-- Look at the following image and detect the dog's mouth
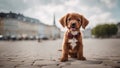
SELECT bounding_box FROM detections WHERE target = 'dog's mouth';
[70,27,77,31]
[68,23,78,31]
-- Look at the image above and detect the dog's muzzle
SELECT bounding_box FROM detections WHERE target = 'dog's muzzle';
[70,23,77,31]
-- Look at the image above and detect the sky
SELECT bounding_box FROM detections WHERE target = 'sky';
[0,0,120,30]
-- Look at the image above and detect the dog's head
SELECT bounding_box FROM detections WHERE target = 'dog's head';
[59,13,89,31]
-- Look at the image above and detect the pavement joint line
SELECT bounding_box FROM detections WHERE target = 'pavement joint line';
[0,65,4,67]
[31,59,48,66]
[14,64,21,68]
[31,60,36,66]
[38,65,48,68]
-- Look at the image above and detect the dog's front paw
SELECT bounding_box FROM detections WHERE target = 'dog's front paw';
[77,56,86,61]
[60,58,68,62]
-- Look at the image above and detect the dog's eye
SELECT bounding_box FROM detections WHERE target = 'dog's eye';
[77,19,81,22]
[67,18,71,21]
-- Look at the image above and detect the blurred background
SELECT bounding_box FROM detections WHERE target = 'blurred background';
[0,0,120,40]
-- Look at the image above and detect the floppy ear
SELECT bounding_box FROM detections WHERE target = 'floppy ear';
[81,15,89,29]
[59,13,69,27]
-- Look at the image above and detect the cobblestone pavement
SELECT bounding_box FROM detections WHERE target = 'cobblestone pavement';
[0,39,120,68]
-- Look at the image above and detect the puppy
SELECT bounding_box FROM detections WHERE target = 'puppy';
[59,13,89,62]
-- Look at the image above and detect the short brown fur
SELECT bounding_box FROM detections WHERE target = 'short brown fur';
[59,13,89,62]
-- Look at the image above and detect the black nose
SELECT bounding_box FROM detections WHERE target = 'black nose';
[71,23,76,28]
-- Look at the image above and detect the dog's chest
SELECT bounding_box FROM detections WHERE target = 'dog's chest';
[68,38,78,48]
[68,31,78,49]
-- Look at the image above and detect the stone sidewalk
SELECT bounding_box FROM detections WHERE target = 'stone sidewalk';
[0,39,120,68]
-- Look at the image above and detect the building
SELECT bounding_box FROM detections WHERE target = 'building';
[0,12,61,40]
[50,14,60,39]
[0,12,41,39]
[38,14,61,39]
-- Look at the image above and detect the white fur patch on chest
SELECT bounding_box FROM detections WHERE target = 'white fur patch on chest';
[68,38,78,49]
[71,31,78,36]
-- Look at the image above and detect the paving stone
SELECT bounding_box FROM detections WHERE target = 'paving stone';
[0,65,14,68]
[84,60,103,64]
[62,64,112,68]
[16,62,33,67]
[59,62,71,67]
[0,39,120,68]
[33,60,59,66]
[102,60,120,67]
[0,58,8,61]
[71,60,102,64]
[95,58,110,60]
[117,61,120,63]
[114,66,120,68]
[8,58,27,62]
[0,61,22,66]
[42,65,59,68]
[109,57,120,61]
[22,60,34,65]
[0,65,4,67]
[16,65,40,68]
[0,61,17,68]
[0,60,24,68]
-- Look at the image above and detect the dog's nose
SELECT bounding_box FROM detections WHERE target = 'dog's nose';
[71,23,76,28]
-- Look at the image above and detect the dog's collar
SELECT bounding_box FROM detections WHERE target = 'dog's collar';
[68,27,78,31]
[67,31,80,39]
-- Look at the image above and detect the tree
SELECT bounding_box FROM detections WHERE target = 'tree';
[92,24,118,38]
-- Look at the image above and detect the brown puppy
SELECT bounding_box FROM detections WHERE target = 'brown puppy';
[59,13,89,62]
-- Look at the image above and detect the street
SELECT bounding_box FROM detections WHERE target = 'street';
[0,39,120,68]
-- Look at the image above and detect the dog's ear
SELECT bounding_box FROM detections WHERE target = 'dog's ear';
[81,15,89,29]
[59,13,69,27]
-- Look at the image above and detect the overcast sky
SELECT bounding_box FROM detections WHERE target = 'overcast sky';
[0,0,120,30]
